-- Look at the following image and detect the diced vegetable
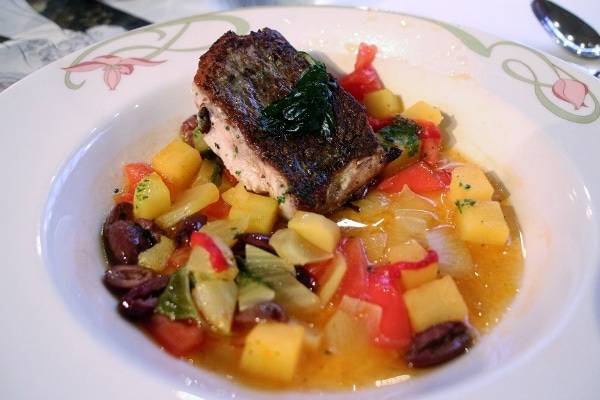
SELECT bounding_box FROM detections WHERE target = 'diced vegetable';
[378,161,450,194]
[324,306,373,355]
[236,272,276,312]
[362,88,404,118]
[338,43,384,101]
[288,210,341,253]
[426,225,474,278]
[245,244,295,274]
[315,251,347,304]
[269,228,333,265]
[387,238,428,263]
[189,231,232,273]
[145,314,204,357]
[192,279,238,334]
[222,183,279,234]
[240,322,305,382]
[403,275,469,332]
[155,266,200,321]
[137,236,176,272]
[401,100,444,125]
[199,217,249,247]
[448,164,495,203]
[154,182,219,229]
[152,139,202,195]
[453,200,510,245]
[377,116,423,178]
[337,295,383,341]
[245,263,321,317]
[133,172,171,220]
[114,162,154,203]
[400,261,438,291]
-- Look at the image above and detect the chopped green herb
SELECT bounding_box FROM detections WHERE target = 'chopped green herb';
[454,198,477,214]
[377,116,421,158]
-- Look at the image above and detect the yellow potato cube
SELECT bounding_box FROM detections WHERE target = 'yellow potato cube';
[223,183,279,234]
[448,164,494,203]
[288,211,341,253]
[152,140,202,194]
[240,322,305,382]
[401,100,443,125]
[133,172,171,220]
[454,200,510,245]
[362,88,404,118]
[401,262,439,291]
[403,275,469,332]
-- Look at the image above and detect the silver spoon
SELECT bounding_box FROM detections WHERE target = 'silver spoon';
[531,0,600,59]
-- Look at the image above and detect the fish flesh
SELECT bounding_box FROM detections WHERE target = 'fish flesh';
[192,28,388,218]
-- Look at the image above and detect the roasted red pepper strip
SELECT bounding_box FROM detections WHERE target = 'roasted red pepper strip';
[189,231,228,273]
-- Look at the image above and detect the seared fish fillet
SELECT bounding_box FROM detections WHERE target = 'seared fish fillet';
[193,28,387,218]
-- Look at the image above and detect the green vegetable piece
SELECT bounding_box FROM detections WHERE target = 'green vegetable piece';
[377,116,422,158]
[260,52,337,138]
[155,266,200,321]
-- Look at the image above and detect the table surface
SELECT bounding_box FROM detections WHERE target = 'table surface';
[1,1,599,399]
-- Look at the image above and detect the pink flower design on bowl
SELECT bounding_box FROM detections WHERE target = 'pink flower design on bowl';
[552,78,589,110]
[63,55,165,90]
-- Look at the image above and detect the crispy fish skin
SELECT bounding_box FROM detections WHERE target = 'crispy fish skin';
[193,28,386,218]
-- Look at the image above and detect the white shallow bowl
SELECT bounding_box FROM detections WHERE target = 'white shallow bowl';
[1,6,599,400]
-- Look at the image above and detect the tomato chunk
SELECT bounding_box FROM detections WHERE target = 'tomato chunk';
[339,43,384,101]
[416,120,442,165]
[366,268,412,349]
[378,160,450,194]
[337,237,370,299]
[146,314,204,357]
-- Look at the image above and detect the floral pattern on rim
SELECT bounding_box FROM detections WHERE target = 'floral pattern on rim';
[64,55,165,90]
[62,14,251,91]
[427,18,599,124]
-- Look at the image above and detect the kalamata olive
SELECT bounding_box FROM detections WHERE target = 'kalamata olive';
[234,302,289,325]
[231,233,274,257]
[136,218,166,245]
[295,266,318,292]
[119,274,170,319]
[104,220,152,265]
[174,214,208,246]
[180,114,198,147]
[104,264,156,290]
[405,321,474,368]
[103,202,134,229]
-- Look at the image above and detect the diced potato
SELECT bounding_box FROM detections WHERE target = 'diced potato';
[403,275,469,332]
[133,172,171,220]
[223,183,279,234]
[240,322,305,382]
[387,238,428,263]
[454,200,510,245]
[152,140,202,195]
[154,183,219,229]
[448,164,495,203]
[288,211,341,253]
[192,279,238,334]
[316,252,347,304]
[137,236,176,272]
[269,228,333,265]
[401,100,443,125]
[401,262,438,291]
[362,88,404,118]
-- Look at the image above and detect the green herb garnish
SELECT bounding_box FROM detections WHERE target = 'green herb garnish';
[260,53,337,138]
